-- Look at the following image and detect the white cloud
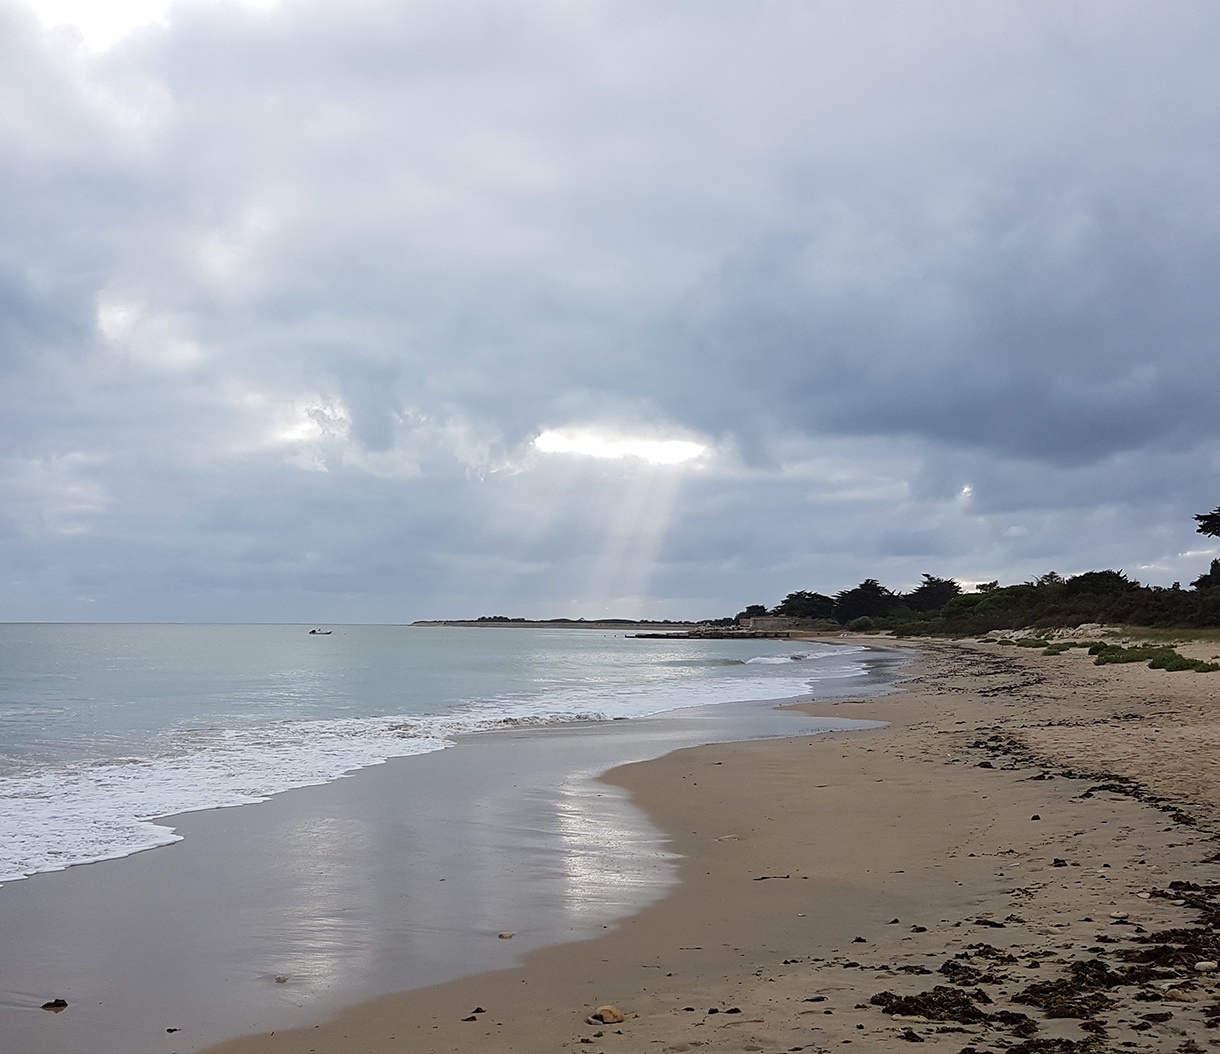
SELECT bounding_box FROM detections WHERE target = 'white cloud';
[533,429,707,467]
[22,0,277,50]
[24,0,172,50]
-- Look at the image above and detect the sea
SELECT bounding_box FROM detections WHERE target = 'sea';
[0,623,896,888]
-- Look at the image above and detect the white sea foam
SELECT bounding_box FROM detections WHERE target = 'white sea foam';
[0,721,451,884]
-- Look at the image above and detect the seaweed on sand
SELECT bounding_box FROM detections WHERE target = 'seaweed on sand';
[1012,960,1122,1019]
[871,985,1039,1039]
[870,986,992,1023]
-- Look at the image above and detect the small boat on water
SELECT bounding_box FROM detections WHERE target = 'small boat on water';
[308,628,332,635]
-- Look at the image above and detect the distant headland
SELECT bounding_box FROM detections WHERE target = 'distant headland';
[410,617,700,629]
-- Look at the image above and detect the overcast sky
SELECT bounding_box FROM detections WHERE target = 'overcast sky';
[3,0,1219,623]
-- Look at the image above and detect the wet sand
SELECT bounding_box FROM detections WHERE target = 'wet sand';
[0,678,888,1054]
[206,635,1220,1054]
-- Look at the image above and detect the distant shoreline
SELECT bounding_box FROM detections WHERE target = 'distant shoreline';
[409,619,702,629]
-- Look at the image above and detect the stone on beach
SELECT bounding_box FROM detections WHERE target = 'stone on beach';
[588,1004,625,1024]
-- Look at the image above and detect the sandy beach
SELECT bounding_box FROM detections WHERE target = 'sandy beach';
[205,634,1220,1054]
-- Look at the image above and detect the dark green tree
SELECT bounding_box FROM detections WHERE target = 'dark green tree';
[1191,559,1220,590]
[734,604,768,623]
[1195,506,1220,537]
[771,590,836,619]
[1062,570,1138,596]
[834,579,897,622]
[905,574,962,612]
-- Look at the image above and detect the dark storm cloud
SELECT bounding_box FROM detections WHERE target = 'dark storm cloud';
[661,192,1220,465]
[2,0,1219,620]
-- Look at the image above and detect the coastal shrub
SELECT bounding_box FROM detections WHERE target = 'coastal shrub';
[846,616,876,631]
[1090,643,1220,673]
[1043,643,1072,656]
[802,618,843,631]
[1091,644,1160,663]
[1016,637,1051,649]
[1063,569,1139,596]
[1148,651,1220,672]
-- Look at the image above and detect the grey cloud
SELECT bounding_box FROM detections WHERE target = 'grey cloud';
[655,181,1220,466]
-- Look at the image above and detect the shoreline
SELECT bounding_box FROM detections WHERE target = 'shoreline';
[0,646,895,1054]
[207,636,1220,1053]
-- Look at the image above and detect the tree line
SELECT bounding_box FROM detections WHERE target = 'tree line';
[723,505,1220,635]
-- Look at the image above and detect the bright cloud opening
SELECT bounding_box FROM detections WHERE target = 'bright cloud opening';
[533,430,707,466]
[24,0,277,50]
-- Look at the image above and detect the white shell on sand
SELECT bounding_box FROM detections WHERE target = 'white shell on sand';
[589,1005,626,1024]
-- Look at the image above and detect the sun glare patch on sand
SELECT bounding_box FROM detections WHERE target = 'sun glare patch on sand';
[533,430,706,466]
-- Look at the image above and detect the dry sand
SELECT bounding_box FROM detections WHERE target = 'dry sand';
[208,635,1220,1054]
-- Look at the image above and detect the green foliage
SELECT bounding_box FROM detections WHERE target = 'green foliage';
[906,574,963,613]
[1196,505,1220,538]
[771,590,836,620]
[904,566,1220,635]
[806,618,843,631]
[1148,651,1215,672]
[1062,570,1138,597]
[1089,643,1219,673]
[1191,558,1220,590]
[834,579,898,622]
[734,604,768,623]
[940,592,988,616]
[734,512,1220,633]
